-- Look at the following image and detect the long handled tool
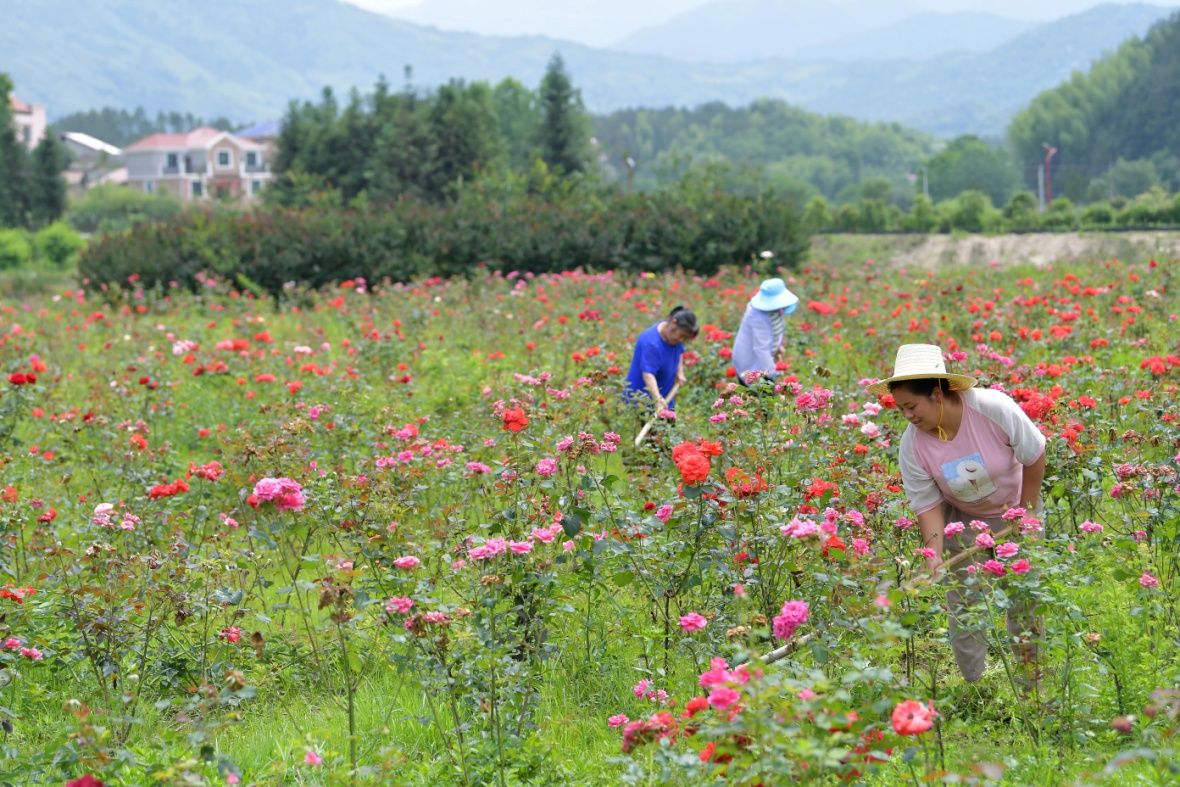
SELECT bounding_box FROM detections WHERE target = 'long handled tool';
[740,523,1017,667]
[633,382,680,448]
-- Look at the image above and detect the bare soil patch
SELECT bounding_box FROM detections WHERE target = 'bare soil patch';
[810,231,1180,270]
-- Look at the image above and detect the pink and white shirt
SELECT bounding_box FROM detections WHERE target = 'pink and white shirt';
[898,388,1045,519]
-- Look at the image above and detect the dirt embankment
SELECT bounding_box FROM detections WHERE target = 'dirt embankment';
[810,231,1180,269]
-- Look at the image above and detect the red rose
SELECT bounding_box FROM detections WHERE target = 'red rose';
[676,453,711,485]
[502,406,529,432]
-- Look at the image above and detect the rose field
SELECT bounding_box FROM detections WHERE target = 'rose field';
[0,250,1178,785]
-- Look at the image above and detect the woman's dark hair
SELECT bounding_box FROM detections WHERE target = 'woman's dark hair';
[668,305,699,337]
[888,377,953,397]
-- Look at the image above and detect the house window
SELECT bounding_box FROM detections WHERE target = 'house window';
[217,150,232,167]
[166,153,179,170]
[192,181,203,198]
[251,179,263,194]
[246,151,258,167]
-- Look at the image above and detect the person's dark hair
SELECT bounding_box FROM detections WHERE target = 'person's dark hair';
[889,377,954,397]
[668,305,699,337]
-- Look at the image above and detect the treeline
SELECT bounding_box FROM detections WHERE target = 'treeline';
[802,186,1180,235]
[49,107,237,148]
[591,100,934,204]
[0,75,68,230]
[267,58,589,207]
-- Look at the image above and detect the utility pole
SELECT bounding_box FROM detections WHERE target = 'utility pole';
[1037,165,1045,211]
[1042,143,1058,207]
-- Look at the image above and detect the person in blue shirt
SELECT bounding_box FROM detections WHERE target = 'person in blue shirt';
[625,305,698,412]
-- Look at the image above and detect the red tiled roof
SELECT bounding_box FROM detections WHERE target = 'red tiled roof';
[8,95,32,113]
[124,126,225,152]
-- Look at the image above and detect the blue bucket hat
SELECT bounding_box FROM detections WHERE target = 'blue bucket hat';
[750,278,799,314]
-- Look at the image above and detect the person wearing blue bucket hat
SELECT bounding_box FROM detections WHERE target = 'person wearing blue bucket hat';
[731,278,799,386]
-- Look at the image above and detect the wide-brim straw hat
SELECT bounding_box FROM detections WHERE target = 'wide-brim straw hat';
[750,278,799,314]
[866,344,977,397]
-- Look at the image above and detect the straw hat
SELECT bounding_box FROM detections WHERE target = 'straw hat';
[750,278,799,314]
[866,344,976,396]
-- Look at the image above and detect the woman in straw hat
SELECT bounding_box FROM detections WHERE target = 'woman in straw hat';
[731,278,799,387]
[869,344,1045,684]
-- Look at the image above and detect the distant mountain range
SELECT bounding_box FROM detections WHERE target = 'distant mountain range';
[3,0,1176,137]
[608,0,1039,61]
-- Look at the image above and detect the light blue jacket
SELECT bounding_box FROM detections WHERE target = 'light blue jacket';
[731,303,783,381]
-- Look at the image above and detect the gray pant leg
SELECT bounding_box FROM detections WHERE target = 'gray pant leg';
[946,559,988,683]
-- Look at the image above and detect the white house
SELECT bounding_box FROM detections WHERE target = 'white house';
[122,126,272,202]
[9,94,47,150]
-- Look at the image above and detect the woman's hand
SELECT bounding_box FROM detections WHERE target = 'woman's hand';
[925,554,946,580]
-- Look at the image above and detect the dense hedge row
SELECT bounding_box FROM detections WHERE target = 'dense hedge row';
[804,187,1180,235]
[78,189,806,294]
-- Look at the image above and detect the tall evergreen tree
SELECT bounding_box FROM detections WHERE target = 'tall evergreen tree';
[369,86,437,202]
[0,73,30,227]
[493,78,541,170]
[28,134,68,227]
[536,54,589,176]
[428,80,502,195]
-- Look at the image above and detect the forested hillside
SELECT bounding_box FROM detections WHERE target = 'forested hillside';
[1009,10,1180,198]
[591,100,934,202]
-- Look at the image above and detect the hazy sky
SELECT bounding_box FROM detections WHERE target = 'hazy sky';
[344,0,1180,46]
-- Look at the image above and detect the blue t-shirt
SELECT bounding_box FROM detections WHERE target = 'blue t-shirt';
[625,322,684,407]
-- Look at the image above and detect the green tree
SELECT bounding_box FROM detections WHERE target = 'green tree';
[28,133,68,227]
[492,78,541,171]
[0,228,32,268]
[925,135,1020,206]
[35,221,85,266]
[1041,196,1078,229]
[1081,201,1115,227]
[945,190,997,233]
[903,194,939,232]
[1002,191,1040,231]
[536,54,589,176]
[802,195,832,233]
[428,80,503,196]
[1107,158,1159,198]
[368,89,437,201]
[0,73,29,227]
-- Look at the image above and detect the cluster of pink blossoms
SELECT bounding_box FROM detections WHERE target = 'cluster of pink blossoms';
[781,517,821,539]
[468,537,534,560]
[251,477,305,511]
[632,678,670,704]
[773,600,810,640]
[3,638,42,660]
[91,503,140,531]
